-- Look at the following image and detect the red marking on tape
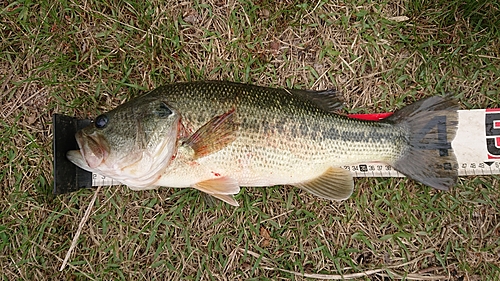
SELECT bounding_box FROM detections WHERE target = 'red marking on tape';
[347,112,393,121]
[486,108,500,112]
[495,121,500,129]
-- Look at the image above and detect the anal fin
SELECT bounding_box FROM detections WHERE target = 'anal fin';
[294,167,354,201]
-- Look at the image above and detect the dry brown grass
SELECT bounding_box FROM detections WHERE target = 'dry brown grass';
[1,0,499,280]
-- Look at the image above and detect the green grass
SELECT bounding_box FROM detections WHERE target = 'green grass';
[1,0,500,280]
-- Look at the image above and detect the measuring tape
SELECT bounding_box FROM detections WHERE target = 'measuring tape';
[87,108,500,187]
[342,108,500,178]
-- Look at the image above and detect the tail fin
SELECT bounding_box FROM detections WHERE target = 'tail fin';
[387,96,459,190]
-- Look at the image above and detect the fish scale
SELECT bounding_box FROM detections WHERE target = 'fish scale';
[150,82,405,184]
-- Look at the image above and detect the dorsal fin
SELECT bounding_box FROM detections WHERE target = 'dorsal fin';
[288,88,344,113]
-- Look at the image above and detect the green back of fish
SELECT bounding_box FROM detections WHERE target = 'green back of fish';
[145,81,399,159]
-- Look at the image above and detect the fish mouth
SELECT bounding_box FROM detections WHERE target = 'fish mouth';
[66,149,92,171]
[74,130,110,169]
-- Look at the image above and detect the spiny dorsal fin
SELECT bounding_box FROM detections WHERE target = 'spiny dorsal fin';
[293,167,354,201]
[288,88,344,113]
[184,109,238,159]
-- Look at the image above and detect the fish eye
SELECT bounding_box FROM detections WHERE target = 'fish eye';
[156,102,173,118]
[94,114,108,129]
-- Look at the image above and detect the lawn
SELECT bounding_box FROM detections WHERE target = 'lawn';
[1,0,499,280]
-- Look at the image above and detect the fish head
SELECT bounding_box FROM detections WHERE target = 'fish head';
[67,96,181,187]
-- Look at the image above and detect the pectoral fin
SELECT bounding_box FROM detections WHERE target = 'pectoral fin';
[294,167,354,201]
[192,176,241,206]
[184,109,238,159]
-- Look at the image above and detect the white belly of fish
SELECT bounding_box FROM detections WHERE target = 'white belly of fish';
[156,134,399,188]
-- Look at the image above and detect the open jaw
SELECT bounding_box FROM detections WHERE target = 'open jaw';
[74,130,110,169]
[66,130,109,174]
[66,149,93,171]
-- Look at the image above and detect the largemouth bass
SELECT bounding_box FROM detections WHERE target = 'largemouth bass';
[67,81,459,206]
